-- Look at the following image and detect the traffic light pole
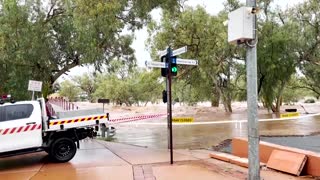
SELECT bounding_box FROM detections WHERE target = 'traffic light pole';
[152,46,196,164]
[166,47,174,165]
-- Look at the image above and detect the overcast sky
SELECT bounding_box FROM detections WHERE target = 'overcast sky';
[62,0,305,80]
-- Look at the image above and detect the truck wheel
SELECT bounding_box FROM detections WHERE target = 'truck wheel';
[49,137,77,163]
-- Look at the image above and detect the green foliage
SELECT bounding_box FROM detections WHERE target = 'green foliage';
[93,62,163,106]
[59,80,81,102]
[148,5,241,111]
[0,0,180,100]
[72,73,97,102]
[289,0,320,101]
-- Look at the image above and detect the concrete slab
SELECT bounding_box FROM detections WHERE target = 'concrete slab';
[32,166,133,180]
[153,163,236,180]
[41,149,129,170]
[0,140,131,180]
[98,141,197,164]
[174,149,213,159]
[204,158,313,180]
[261,170,313,180]
[209,151,266,168]
[78,139,106,150]
[0,171,38,180]
[0,152,46,174]
[267,150,307,176]
[209,151,237,162]
[0,139,314,180]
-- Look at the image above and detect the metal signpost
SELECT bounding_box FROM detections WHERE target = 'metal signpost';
[246,0,259,179]
[98,98,110,112]
[28,80,43,100]
[146,46,198,164]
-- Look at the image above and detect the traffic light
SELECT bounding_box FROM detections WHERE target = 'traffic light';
[171,56,177,76]
[162,90,167,103]
[161,56,168,77]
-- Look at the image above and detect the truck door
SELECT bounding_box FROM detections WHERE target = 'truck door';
[0,102,43,153]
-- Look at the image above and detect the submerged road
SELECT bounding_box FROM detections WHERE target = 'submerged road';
[112,114,320,149]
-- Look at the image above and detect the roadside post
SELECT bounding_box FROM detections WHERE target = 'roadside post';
[98,98,110,112]
[227,1,259,179]
[28,80,43,100]
[98,99,110,138]
[146,46,198,164]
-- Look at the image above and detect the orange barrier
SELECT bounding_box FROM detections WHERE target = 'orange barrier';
[232,137,320,176]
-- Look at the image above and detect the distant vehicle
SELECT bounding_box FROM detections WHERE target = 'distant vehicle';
[0,98,109,162]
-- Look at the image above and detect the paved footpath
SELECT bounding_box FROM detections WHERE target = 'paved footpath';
[0,140,313,180]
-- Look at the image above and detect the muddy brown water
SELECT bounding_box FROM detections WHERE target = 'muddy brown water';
[110,113,320,149]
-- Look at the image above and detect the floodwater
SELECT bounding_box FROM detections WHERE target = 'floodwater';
[111,113,320,149]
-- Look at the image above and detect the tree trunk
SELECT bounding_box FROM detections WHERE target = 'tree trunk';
[217,86,233,113]
[211,85,220,107]
[222,94,232,113]
[274,82,286,113]
[226,92,233,113]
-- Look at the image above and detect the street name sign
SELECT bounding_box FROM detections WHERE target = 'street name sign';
[158,49,167,56]
[158,46,187,57]
[172,46,187,56]
[145,61,167,68]
[176,58,198,66]
[28,80,42,92]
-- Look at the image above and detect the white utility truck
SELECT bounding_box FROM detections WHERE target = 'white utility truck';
[0,98,109,162]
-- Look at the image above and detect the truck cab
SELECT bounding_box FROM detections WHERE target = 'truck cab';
[0,100,43,153]
[0,98,108,162]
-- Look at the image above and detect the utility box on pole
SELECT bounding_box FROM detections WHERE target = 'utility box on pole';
[228,7,254,44]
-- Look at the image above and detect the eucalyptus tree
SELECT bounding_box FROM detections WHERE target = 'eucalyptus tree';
[147,6,241,112]
[0,0,181,99]
[256,0,320,112]
[93,68,162,106]
[290,0,320,98]
[72,73,97,102]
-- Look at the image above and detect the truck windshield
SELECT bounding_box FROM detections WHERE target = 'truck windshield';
[0,104,34,122]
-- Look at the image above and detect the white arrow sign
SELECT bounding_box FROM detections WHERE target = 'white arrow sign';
[145,61,167,68]
[176,58,198,66]
[172,46,187,56]
[157,46,188,57]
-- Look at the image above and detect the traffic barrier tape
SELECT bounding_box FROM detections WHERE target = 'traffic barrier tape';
[0,124,42,136]
[49,115,108,126]
[128,112,320,126]
[109,114,166,124]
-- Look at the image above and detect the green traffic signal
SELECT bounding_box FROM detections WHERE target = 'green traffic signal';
[171,67,177,73]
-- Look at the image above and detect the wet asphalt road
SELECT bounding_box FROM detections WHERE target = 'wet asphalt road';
[111,114,320,150]
[261,135,320,153]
